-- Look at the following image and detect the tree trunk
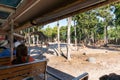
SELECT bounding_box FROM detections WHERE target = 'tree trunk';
[36,35,39,45]
[74,20,77,49]
[28,28,31,46]
[115,26,118,44]
[104,26,108,47]
[32,28,35,45]
[57,21,61,56]
[67,17,72,60]
[10,19,14,61]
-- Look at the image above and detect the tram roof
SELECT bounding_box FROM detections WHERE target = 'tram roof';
[0,0,119,33]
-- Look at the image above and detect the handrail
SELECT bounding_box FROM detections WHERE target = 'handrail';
[72,72,88,80]
[47,70,62,80]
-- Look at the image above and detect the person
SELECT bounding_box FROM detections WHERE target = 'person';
[99,73,120,80]
[12,44,34,64]
[13,40,21,55]
[0,40,11,58]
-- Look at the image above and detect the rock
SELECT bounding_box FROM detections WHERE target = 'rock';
[86,57,96,63]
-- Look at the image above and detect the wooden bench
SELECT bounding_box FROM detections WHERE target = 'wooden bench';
[0,56,16,66]
[0,57,12,66]
[0,59,47,80]
[72,72,88,80]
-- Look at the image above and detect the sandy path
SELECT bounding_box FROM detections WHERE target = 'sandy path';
[47,47,120,80]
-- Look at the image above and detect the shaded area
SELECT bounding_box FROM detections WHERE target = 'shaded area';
[85,44,120,52]
[28,46,47,59]
[28,43,120,60]
[47,74,59,80]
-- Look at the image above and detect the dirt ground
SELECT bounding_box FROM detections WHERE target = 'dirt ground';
[46,46,120,80]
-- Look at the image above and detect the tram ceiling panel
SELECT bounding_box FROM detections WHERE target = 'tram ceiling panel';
[0,0,22,27]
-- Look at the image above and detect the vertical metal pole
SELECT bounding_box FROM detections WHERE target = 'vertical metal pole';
[10,19,14,61]
[57,21,61,56]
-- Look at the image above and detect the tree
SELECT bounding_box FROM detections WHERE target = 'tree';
[73,10,99,46]
[114,2,120,44]
[41,25,53,41]
[96,5,114,46]
[60,26,67,42]
[52,26,57,40]
[67,17,72,60]
[114,2,120,26]
[57,21,61,56]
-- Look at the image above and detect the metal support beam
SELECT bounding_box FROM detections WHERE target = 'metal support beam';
[10,19,14,61]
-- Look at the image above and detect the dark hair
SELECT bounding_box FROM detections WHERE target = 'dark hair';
[100,73,120,80]
[16,44,28,57]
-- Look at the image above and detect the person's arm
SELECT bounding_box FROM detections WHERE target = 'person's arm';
[29,56,35,62]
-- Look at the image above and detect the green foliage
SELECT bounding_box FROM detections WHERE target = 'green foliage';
[70,26,76,42]
[114,2,120,26]
[60,26,67,41]
[41,25,53,37]
[52,26,57,38]
[73,10,100,42]
[108,25,120,39]
[72,4,117,45]
[106,2,120,40]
